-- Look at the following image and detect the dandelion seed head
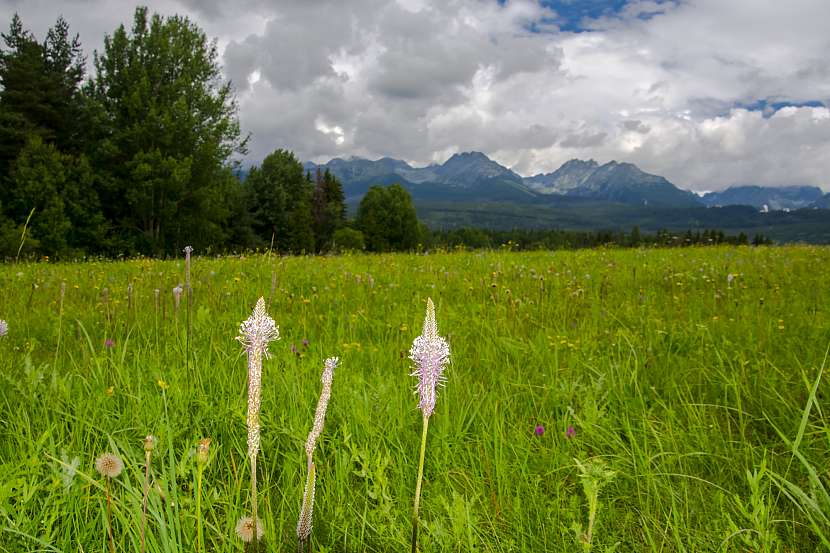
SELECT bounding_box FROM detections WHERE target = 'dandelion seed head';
[235,516,264,542]
[94,452,124,478]
[409,298,450,418]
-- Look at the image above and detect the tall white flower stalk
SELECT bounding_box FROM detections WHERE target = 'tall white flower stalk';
[409,298,450,553]
[184,246,193,342]
[236,297,279,547]
[297,357,337,552]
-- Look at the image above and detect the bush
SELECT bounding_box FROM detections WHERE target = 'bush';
[332,227,365,252]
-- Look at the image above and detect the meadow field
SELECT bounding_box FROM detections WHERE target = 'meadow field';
[1,246,829,552]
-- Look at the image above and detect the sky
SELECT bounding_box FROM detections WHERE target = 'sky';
[2,0,830,192]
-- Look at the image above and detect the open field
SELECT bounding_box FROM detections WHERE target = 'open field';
[1,246,829,552]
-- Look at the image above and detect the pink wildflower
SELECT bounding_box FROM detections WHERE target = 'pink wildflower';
[409,298,450,418]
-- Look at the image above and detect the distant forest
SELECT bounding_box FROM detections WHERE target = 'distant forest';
[0,9,775,260]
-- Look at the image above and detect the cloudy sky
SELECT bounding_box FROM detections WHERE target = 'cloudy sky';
[3,0,830,192]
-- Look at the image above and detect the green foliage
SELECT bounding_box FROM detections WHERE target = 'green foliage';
[417,200,830,243]
[573,458,618,551]
[0,14,87,173]
[312,168,347,252]
[246,149,315,253]
[332,227,365,252]
[725,458,781,552]
[7,137,105,257]
[87,7,246,255]
[356,184,419,252]
[0,247,830,550]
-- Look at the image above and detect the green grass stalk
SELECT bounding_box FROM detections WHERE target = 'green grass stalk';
[196,465,204,551]
[195,437,210,552]
[411,414,430,553]
[140,446,151,553]
[15,207,35,263]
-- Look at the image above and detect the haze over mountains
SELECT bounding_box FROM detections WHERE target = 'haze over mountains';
[700,186,825,210]
[303,152,827,211]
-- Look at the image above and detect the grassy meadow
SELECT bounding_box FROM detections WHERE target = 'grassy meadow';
[1,246,829,552]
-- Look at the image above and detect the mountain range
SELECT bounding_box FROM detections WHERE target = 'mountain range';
[700,185,824,210]
[814,193,830,209]
[304,152,826,210]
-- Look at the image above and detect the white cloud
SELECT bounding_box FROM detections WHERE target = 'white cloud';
[1,0,829,190]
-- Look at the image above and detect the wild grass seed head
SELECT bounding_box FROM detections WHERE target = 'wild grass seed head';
[184,246,193,283]
[305,357,337,464]
[0,319,7,337]
[409,298,450,418]
[237,297,279,459]
[173,284,183,311]
[297,463,316,542]
[297,357,336,548]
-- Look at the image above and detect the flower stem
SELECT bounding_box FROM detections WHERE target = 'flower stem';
[141,451,151,553]
[411,414,430,553]
[105,478,116,553]
[251,455,259,547]
[196,465,204,552]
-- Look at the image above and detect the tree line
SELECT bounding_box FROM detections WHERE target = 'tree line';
[0,8,433,259]
[427,227,772,251]
[0,8,772,260]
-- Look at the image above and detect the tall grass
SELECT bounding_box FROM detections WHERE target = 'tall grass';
[0,246,828,551]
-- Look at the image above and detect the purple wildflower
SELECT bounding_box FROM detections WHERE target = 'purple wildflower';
[291,343,299,355]
[409,298,450,418]
[105,338,114,349]
[302,338,310,348]
[565,425,576,439]
[534,425,545,437]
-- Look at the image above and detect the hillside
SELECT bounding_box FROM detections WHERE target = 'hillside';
[306,153,700,207]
